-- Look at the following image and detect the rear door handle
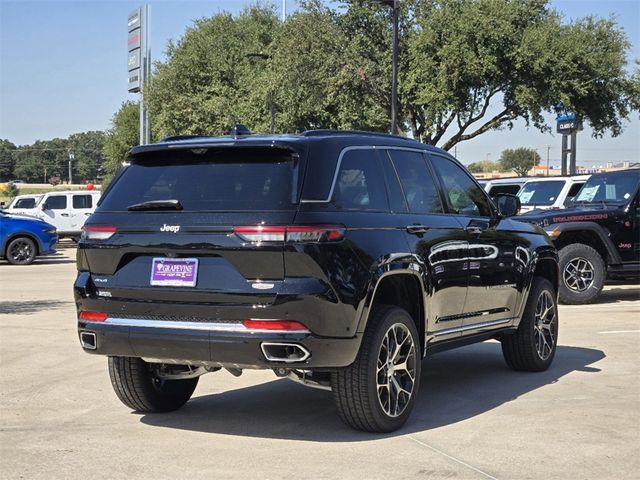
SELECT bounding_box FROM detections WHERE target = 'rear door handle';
[61,213,70,217]
[406,225,428,235]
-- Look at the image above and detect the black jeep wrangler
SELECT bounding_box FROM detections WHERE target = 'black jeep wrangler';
[75,130,559,432]
[520,168,640,304]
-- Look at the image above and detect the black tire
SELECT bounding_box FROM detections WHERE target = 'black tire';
[108,357,198,413]
[5,237,37,265]
[331,305,421,433]
[501,277,558,372]
[558,243,605,304]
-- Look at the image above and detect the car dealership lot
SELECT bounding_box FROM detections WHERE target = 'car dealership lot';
[1,246,638,480]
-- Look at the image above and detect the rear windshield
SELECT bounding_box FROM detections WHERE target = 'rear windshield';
[518,181,565,206]
[99,149,297,212]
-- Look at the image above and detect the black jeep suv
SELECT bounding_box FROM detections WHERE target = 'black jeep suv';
[520,168,640,305]
[75,130,559,432]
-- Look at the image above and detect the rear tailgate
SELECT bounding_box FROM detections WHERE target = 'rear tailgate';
[78,146,301,307]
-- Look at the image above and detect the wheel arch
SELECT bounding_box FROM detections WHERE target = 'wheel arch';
[2,231,41,258]
[551,222,619,264]
[533,257,559,295]
[357,270,426,355]
[514,246,558,324]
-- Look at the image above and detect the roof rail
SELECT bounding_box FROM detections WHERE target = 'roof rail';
[301,129,413,141]
[161,135,205,142]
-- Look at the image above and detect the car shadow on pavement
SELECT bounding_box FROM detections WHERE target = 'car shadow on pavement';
[593,287,640,304]
[140,343,604,441]
[0,299,70,314]
[31,257,76,265]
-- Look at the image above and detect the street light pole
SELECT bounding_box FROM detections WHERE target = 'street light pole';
[391,1,399,134]
[372,0,399,135]
[68,152,74,185]
[546,146,551,176]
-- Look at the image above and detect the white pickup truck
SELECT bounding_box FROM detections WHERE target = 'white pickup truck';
[5,190,101,239]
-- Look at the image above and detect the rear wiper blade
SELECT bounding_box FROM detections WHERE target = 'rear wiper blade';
[127,199,183,211]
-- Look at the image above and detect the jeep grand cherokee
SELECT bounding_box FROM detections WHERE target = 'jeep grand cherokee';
[75,130,559,432]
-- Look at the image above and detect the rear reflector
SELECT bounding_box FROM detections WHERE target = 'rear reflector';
[81,225,117,240]
[242,319,310,333]
[234,225,344,243]
[79,311,108,322]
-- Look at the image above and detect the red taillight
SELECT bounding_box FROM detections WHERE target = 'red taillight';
[242,319,310,333]
[233,226,286,242]
[81,225,117,240]
[234,225,344,243]
[79,311,108,322]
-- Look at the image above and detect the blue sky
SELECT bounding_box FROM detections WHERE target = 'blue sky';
[0,0,638,167]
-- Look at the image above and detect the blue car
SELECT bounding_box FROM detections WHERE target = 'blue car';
[0,210,58,265]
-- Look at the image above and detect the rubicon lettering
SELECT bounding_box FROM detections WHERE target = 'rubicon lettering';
[160,224,180,233]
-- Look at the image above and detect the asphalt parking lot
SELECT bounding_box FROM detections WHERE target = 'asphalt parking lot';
[1,245,639,480]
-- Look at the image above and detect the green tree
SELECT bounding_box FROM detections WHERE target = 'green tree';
[467,160,501,173]
[0,139,16,181]
[103,101,140,184]
[143,1,638,148]
[5,182,19,199]
[147,6,280,137]
[13,138,70,183]
[499,148,541,176]
[405,0,639,149]
[68,131,106,182]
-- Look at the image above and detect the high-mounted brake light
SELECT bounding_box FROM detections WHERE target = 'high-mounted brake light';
[81,225,117,240]
[234,225,344,243]
[79,311,108,322]
[242,319,310,333]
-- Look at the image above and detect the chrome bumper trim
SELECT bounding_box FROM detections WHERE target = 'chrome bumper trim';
[81,317,310,334]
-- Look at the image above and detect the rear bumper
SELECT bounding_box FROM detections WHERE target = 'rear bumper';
[77,318,361,369]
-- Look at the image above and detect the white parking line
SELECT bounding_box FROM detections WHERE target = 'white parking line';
[405,434,499,480]
[598,330,640,334]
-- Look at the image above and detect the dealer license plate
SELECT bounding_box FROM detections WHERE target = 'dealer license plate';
[150,258,199,287]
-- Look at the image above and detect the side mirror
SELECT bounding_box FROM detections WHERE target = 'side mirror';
[494,193,521,217]
[41,201,48,210]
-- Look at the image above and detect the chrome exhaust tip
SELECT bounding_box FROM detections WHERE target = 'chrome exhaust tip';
[260,342,310,363]
[80,331,97,350]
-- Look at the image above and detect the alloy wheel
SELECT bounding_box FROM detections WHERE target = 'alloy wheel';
[9,239,34,264]
[376,323,417,418]
[534,290,557,360]
[563,257,594,292]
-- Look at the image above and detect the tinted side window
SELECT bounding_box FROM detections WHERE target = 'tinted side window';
[430,155,493,217]
[381,154,408,213]
[488,184,521,196]
[46,195,67,210]
[333,150,389,211]
[388,150,443,214]
[72,195,93,209]
[567,182,584,197]
[15,198,36,209]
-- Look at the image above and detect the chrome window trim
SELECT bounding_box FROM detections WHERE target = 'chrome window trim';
[300,145,429,203]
